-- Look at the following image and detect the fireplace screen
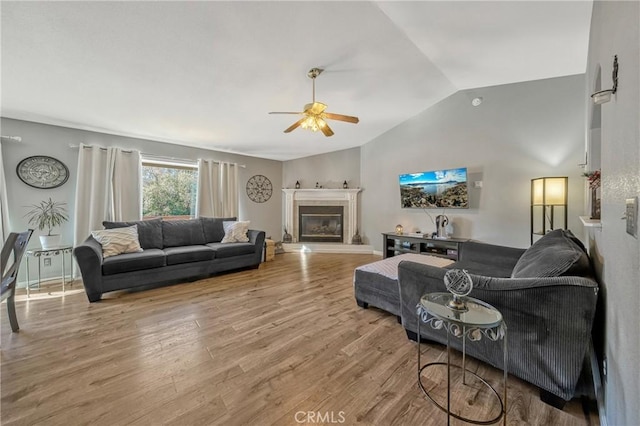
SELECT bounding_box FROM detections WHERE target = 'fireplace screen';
[298,206,344,243]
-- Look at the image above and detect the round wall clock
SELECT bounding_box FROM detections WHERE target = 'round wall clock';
[16,155,69,189]
[246,174,273,203]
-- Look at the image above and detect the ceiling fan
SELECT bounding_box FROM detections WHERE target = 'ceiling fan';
[269,68,359,137]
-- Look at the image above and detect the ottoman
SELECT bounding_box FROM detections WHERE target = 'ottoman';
[353,253,454,316]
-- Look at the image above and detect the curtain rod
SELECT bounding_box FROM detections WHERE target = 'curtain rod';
[68,144,246,168]
[68,144,133,153]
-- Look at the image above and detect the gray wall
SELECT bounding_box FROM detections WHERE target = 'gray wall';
[1,118,283,284]
[585,2,640,424]
[282,147,360,190]
[360,75,586,250]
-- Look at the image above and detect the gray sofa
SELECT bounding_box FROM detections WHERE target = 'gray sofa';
[74,217,265,302]
[397,229,598,407]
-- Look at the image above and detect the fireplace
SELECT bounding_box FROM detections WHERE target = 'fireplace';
[298,206,344,243]
[283,188,361,244]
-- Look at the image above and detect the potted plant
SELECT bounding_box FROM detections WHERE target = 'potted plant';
[24,198,69,249]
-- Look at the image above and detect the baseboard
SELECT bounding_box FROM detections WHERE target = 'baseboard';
[589,340,607,426]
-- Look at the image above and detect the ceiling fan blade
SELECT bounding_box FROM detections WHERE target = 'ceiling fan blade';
[324,112,359,124]
[269,111,302,115]
[320,121,334,137]
[284,118,306,133]
[304,102,327,115]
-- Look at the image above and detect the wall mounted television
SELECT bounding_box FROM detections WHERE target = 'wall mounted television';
[399,167,469,208]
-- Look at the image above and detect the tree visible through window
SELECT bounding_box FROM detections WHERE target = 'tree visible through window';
[142,161,197,220]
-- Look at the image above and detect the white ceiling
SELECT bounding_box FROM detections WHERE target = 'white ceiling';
[1,1,593,161]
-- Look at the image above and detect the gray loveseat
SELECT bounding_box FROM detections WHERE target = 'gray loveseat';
[74,217,265,302]
[398,229,598,407]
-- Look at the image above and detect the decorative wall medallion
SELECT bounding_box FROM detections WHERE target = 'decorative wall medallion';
[246,174,273,203]
[16,156,69,189]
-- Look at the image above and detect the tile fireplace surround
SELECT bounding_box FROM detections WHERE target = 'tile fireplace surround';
[282,188,373,254]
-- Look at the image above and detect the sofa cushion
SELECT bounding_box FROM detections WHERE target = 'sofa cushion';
[91,225,143,258]
[162,219,206,248]
[103,218,163,250]
[200,217,237,243]
[102,249,166,275]
[207,242,255,258]
[221,221,250,243]
[163,245,214,265]
[511,229,589,278]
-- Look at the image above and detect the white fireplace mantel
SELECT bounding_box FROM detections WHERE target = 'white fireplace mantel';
[283,188,362,244]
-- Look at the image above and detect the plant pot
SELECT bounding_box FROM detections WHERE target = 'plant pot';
[39,234,61,249]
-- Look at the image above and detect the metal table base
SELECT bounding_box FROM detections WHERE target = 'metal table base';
[417,293,507,425]
[25,246,74,297]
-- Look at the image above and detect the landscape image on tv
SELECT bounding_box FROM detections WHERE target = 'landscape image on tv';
[399,167,469,208]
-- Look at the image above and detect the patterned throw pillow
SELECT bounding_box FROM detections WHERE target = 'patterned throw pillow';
[91,225,143,258]
[221,221,250,243]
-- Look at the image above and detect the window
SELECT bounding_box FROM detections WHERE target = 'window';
[141,157,198,220]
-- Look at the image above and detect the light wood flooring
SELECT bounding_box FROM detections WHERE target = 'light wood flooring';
[1,253,598,425]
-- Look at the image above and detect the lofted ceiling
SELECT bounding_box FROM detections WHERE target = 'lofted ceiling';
[1,1,593,161]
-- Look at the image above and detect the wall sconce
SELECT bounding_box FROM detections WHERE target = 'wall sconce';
[591,55,618,105]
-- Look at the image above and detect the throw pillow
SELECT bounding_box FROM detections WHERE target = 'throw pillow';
[221,221,250,243]
[92,225,143,258]
[103,218,163,250]
[201,217,237,243]
[511,229,585,278]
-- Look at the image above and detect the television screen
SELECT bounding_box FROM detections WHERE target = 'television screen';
[399,167,469,208]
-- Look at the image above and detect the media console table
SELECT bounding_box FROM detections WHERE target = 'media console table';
[382,233,468,261]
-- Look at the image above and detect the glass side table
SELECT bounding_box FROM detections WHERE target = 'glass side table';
[25,245,74,297]
[417,292,507,425]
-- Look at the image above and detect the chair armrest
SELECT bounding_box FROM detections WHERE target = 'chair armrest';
[398,260,598,326]
[247,230,266,263]
[470,273,599,291]
[73,237,104,297]
[247,229,265,245]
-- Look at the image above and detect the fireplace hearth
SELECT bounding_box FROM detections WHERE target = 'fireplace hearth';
[299,206,344,243]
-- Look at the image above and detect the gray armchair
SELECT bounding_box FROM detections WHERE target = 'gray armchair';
[398,230,599,407]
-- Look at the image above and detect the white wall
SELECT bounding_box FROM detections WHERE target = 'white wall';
[1,118,283,284]
[360,75,586,250]
[585,2,640,424]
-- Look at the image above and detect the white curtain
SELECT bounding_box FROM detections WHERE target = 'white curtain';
[0,140,10,243]
[73,144,141,248]
[196,159,238,218]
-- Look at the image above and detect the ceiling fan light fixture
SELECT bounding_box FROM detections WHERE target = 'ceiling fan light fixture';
[269,67,358,137]
[300,115,326,132]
